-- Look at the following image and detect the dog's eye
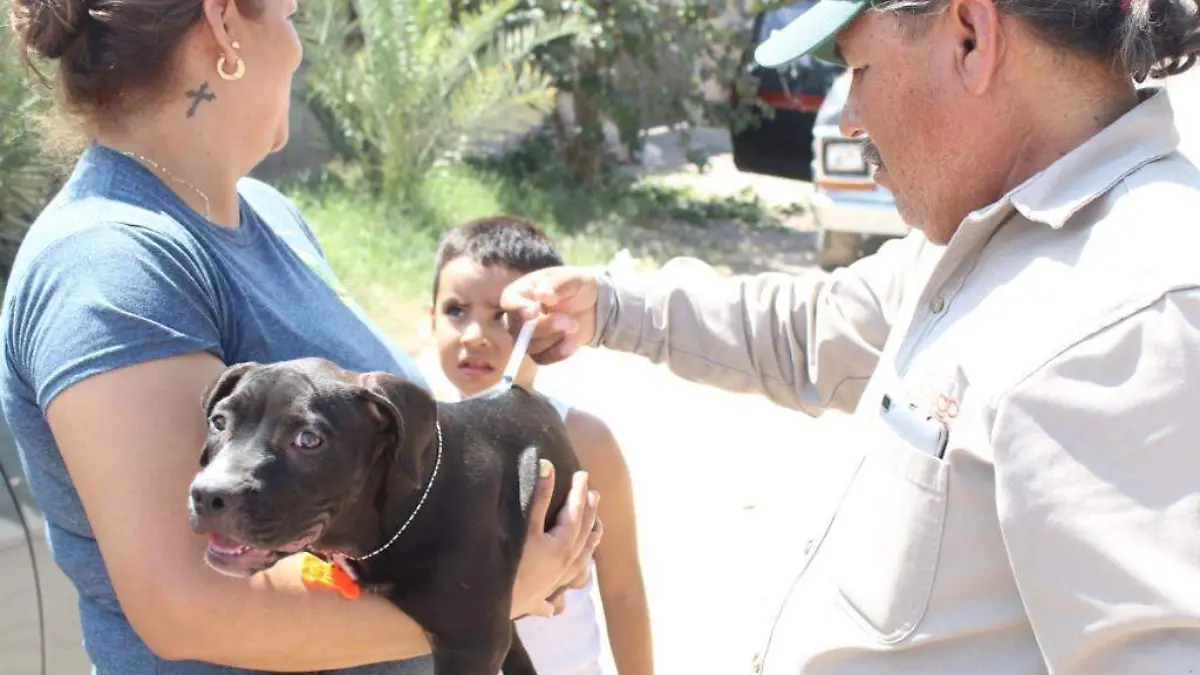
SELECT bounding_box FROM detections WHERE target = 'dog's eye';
[294,430,323,450]
[209,414,227,432]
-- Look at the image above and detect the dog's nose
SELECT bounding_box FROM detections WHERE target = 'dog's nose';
[190,484,243,518]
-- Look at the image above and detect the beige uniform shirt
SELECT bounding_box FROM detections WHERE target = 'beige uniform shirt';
[589,88,1200,674]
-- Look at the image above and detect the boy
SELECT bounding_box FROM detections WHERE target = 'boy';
[428,216,654,675]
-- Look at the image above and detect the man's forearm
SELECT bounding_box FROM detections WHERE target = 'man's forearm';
[591,262,857,413]
[168,554,430,670]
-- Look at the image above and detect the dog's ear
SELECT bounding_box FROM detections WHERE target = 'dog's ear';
[357,372,438,491]
[202,362,261,417]
[199,362,260,468]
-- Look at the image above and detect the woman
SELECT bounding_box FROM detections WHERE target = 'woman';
[0,0,600,673]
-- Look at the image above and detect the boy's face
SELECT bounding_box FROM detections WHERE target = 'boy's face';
[432,256,535,396]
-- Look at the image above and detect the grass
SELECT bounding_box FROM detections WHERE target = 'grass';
[288,134,786,349]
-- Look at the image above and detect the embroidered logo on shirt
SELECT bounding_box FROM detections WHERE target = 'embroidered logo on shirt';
[933,391,960,423]
[906,364,968,426]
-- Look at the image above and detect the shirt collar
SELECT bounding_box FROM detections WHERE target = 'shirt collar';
[1005,86,1181,229]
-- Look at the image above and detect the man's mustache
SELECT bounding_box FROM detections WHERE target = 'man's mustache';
[861,141,884,170]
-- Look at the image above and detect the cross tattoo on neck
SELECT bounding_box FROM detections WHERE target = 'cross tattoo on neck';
[185,82,215,118]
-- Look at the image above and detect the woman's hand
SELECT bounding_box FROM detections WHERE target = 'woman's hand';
[511,460,603,618]
[500,266,600,365]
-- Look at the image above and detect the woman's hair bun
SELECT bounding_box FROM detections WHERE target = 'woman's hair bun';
[9,0,92,62]
[1118,0,1200,80]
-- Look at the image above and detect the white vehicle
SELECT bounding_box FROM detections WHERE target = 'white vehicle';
[809,72,910,269]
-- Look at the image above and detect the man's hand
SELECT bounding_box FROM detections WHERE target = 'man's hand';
[511,460,603,618]
[500,266,600,365]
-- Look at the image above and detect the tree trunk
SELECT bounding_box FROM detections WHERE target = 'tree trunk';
[554,58,605,187]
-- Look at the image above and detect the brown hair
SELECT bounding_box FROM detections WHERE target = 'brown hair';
[878,0,1200,81]
[432,215,563,302]
[8,0,263,123]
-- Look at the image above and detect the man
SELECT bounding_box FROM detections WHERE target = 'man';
[500,0,1200,673]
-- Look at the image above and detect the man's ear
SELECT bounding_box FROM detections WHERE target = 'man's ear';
[357,372,439,491]
[202,361,261,417]
[947,0,1004,95]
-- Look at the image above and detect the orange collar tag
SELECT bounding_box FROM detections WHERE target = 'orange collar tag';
[300,553,361,600]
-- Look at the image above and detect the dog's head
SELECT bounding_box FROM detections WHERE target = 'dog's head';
[187,358,438,577]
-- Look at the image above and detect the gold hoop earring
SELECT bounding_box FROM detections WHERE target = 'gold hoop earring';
[217,55,245,82]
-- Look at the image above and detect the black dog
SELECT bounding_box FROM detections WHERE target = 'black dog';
[187,357,582,674]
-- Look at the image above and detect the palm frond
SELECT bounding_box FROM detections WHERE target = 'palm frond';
[0,35,58,278]
[300,0,585,200]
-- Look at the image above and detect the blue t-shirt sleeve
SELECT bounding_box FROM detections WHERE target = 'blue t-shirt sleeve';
[9,223,224,411]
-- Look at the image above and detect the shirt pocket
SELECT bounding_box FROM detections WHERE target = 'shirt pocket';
[827,417,950,643]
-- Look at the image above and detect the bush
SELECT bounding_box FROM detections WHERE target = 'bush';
[0,36,58,279]
[295,126,782,306]
[512,0,793,183]
[299,0,585,202]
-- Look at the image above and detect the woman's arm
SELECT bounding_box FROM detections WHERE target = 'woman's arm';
[47,351,597,671]
[567,410,654,675]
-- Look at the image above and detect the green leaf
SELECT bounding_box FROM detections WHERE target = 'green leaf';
[300,0,586,202]
[0,33,59,278]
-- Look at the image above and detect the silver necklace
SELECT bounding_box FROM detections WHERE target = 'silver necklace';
[120,151,212,220]
[351,421,444,561]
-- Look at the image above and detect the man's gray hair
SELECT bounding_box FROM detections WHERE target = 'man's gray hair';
[871,0,1200,81]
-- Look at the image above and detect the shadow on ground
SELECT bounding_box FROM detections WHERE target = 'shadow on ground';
[613,217,820,276]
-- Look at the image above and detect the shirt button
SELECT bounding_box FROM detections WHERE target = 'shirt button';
[752,653,763,673]
[930,296,946,313]
[804,539,815,555]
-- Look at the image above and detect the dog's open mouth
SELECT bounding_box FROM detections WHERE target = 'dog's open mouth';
[204,523,326,577]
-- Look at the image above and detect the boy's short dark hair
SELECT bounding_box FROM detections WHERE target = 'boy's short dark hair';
[433,215,564,300]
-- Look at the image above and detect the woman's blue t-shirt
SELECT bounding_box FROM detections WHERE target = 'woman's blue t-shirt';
[0,144,432,674]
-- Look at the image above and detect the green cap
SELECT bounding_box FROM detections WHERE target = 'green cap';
[753,0,867,68]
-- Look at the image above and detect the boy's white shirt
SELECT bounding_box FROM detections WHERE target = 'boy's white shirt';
[413,353,612,675]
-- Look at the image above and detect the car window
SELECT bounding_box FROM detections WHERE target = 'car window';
[756,1,818,44]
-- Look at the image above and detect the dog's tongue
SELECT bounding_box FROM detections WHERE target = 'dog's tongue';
[208,533,249,554]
